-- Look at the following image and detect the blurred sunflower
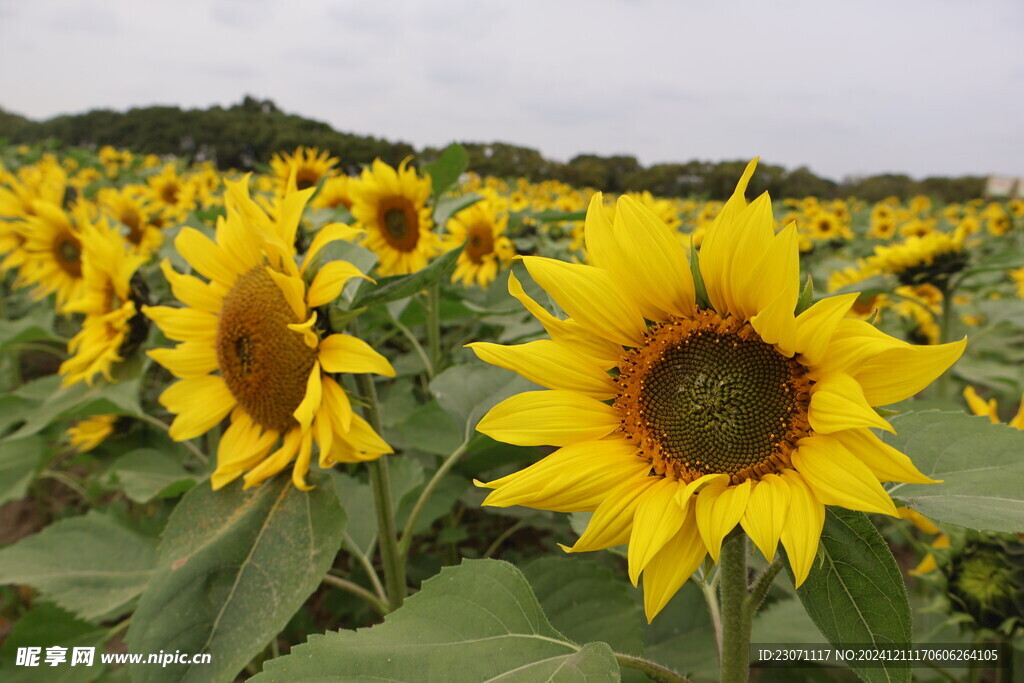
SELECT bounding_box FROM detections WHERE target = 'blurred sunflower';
[445,195,515,288]
[144,176,395,490]
[59,215,147,386]
[270,147,338,192]
[97,187,162,256]
[15,201,88,310]
[867,231,967,288]
[311,175,354,211]
[471,160,965,621]
[67,414,119,452]
[146,164,197,223]
[350,159,439,276]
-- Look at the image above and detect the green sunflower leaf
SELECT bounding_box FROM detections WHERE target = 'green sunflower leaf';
[107,448,198,503]
[353,244,464,309]
[0,603,110,683]
[883,410,1024,532]
[784,507,912,683]
[0,511,158,622]
[423,142,469,200]
[126,472,346,683]
[522,556,644,659]
[0,435,48,505]
[252,559,620,682]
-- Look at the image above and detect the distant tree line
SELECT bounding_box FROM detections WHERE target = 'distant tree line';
[1,97,986,201]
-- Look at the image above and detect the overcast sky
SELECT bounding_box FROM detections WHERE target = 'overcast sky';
[1,0,1022,180]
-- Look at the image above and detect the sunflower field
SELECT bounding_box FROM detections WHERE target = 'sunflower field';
[0,142,1022,682]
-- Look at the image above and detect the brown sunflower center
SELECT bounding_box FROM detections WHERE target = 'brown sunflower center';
[55,234,83,278]
[379,199,420,252]
[465,223,495,263]
[121,208,144,244]
[615,309,811,483]
[295,169,319,191]
[161,183,180,205]
[216,266,318,433]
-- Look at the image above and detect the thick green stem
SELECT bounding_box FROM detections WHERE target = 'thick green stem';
[356,372,406,612]
[614,652,692,683]
[425,284,442,374]
[718,533,750,683]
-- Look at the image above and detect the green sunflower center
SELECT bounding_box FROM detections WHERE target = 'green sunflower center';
[379,199,420,252]
[216,266,318,433]
[615,310,811,483]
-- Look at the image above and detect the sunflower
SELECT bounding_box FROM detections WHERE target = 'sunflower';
[144,176,395,490]
[444,195,515,288]
[311,175,354,211]
[67,414,119,452]
[270,147,339,192]
[96,186,163,256]
[867,231,967,288]
[963,386,1024,430]
[470,160,965,621]
[15,200,89,310]
[350,159,439,276]
[58,214,147,387]
[145,164,197,223]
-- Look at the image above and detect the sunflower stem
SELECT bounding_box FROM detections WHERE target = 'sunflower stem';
[718,533,750,683]
[397,439,469,560]
[425,283,442,374]
[322,573,388,616]
[356,372,406,612]
[745,555,784,621]
[614,652,693,683]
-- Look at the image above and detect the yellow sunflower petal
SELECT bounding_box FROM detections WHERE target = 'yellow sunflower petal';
[143,305,218,343]
[266,268,307,321]
[160,375,236,440]
[147,342,219,378]
[641,511,706,622]
[306,260,368,308]
[321,375,353,433]
[604,195,696,319]
[792,435,898,516]
[831,428,938,484]
[1010,395,1024,430]
[740,474,791,561]
[292,362,322,431]
[328,412,392,464]
[699,158,758,315]
[808,372,894,433]
[467,340,616,399]
[175,227,240,288]
[793,293,859,366]
[962,386,999,422]
[244,427,302,488]
[628,479,688,586]
[851,338,967,406]
[159,259,224,314]
[475,390,619,446]
[728,194,777,320]
[506,271,621,366]
[779,470,824,587]
[212,411,278,489]
[898,507,941,535]
[522,256,646,347]
[291,431,315,491]
[483,438,649,512]
[319,334,396,376]
[568,477,659,552]
[303,222,364,270]
[695,478,752,562]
